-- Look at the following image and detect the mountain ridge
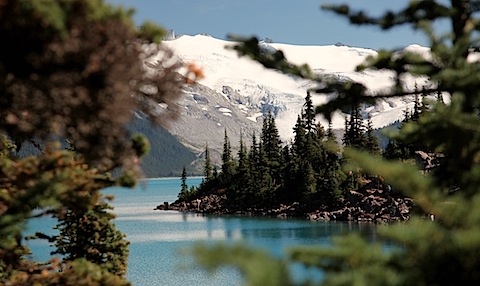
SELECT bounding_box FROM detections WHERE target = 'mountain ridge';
[148,35,427,163]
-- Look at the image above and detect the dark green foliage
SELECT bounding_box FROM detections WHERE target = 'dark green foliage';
[365,116,380,155]
[221,129,237,184]
[0,149,131,284]
[341,105,379,153]
[383,139,408,160]
[261,112,283,169]
[303,91,316,133]
[229,133,255,206]
[193,92,344,207]
[181,167,188,192]
[49,201,129,276]
[204,144,214,182]
[292,116,307,157]
[178,167,198,201]
[382,90,435,161]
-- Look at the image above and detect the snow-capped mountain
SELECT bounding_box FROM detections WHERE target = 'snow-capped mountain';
[153,34,428,158]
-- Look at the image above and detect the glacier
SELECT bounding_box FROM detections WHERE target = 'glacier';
[151,34,430,159]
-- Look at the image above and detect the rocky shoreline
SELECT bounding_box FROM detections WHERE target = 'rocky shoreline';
[155,179,412,223]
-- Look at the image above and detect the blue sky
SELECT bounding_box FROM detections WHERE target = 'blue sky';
[108,0,442,50]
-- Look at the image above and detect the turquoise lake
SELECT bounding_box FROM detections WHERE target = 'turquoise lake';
[25,177,380,285]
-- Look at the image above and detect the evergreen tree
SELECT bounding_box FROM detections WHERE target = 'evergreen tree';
[365,116,380,155]
[261,112,283,187]
[230,132,253,206]
[326,121,336,142]
[237,133,248,173]
[311,123,327,163]
[344,105,367,149]
[292,115,306,158]
[254,141,275,205]
[279,145,295,202]
[383,139,404,160]
[248,132,259,177]
[261,113,282,164]
[298,161,316,201]
[319,164,343,205]
[412,93,422,121]
[48,202,130,276]
[321,121,343,203]
[383,121,414,161]
[303,91,316,133]
[420,86,430,115]
[178,166,194,201]
[221,129,236,184]
[203,143,214,182]
[181,167,188,193]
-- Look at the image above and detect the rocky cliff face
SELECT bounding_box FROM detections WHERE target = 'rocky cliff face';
[166,83,265,165]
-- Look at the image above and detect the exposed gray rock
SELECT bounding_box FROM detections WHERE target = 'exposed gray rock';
[166,83,263,166]
[158,177,412,223]
[193,94,209,104]
[414,150,443,172]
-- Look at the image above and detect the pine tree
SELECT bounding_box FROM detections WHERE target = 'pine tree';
[365,116,380,155]
[261,113,283,165]
[383,139,403,160]
[299,161,316,201]
[248,132,259,174]
[230,132,253,206]
[237,133,248,173]
[292,115,307,157]
[321,121,343,203]
[203,143,214,182]
[303,91,316,133]
[343,105,367,150]
[420,86,430,115]
[279,145,295,202]
[327,121,336,142]
[178,166,192,201]
[221,129,236,184]
[49,202,130,276]
[412,93,421,121]
[181,167,188,193]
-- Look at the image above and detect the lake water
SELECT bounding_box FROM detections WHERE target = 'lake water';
[25,177,379,285]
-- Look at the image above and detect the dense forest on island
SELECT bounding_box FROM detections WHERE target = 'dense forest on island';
[170,91,429,221]
[185,1,480,286]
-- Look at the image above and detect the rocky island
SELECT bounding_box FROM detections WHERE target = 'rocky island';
[156,176,412,223]
[155,92,420,223]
